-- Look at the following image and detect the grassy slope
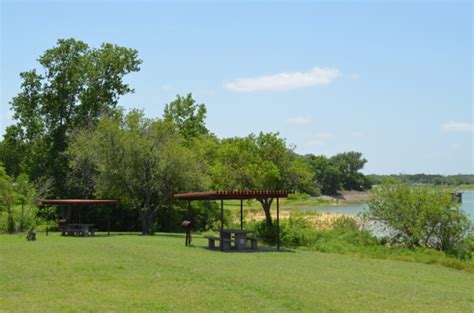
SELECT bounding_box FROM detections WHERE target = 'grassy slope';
[1,233,473,313]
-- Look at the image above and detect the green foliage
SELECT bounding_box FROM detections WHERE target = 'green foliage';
[249,215,377,249]
[211,133,314,193]
[304,152,371,195]
[364,181,472,256]
[155,201,227,233]
[163,93,208,140]
[305,155,341,195]
[330,151,371,191]
[2,38,141,196]
[13,173,38,232]
[287,191,311,201]
[69,110,206,234]
[0,164,15,233]
[210,132,316,226]
[0,165,46,233]
[447,234,474,261]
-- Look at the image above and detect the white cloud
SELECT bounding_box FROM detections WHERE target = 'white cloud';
[224,67,341,92]
[286,116,312,125]
[442,121,474,132]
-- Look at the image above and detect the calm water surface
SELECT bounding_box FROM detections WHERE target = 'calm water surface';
[302,190,474,219]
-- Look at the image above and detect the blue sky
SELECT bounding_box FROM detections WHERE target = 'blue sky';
[1,1,472,174]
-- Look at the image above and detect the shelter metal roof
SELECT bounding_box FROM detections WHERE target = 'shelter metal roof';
[174,190,293,201]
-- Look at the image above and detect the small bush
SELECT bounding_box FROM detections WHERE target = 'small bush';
[445,235,473,261]
[287,192,311,201]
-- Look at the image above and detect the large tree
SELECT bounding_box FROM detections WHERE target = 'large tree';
[330,151,370,191]
[163,93,208,140]
[305,154,341,195]
[2,38,141,196]
[210,133,315,227]
[69,110,205,235]
[0,164,15,233]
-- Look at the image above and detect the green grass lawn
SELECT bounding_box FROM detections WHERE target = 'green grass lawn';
[1,233,473,312]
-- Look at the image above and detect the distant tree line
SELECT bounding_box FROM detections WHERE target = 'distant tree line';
[367,174,474,187]
[0,38,371,234]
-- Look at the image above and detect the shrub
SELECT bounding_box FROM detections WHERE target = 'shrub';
[363,181,472,256]
[248,220,281,245]
[287,192,311,201]
[249,215,378,249]
[446,234,473,261]
[155,201,229,233]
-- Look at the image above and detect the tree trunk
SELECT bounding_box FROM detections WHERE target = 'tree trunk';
[140,208,157,235]
[257,198,273,227]
[7,206,15,234]
[19,203,25,232]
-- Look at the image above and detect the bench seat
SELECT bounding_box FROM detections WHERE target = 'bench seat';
[204,236,233,249]
[246,237,259,249]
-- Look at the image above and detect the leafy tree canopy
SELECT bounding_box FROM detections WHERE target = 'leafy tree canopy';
[69,110,206,234]
[305,155,341,195]
[163,93,208,140]
[2,38,141,196]
[330,151,370,191]
[210,132,315,226]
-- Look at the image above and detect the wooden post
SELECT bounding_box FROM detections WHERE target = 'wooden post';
[188,201,192,220]
[220,199,224,252]
[240,199,243,230]
[277,197,280,251]
[46,226,48,236]
[107,208,111,236]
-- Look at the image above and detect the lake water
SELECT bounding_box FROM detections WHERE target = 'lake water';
[302,190,474,220]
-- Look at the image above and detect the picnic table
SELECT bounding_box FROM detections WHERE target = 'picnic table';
[61,224,96,237]
[206,229,258,251]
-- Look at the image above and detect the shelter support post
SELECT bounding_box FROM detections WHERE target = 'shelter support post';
[240,199,243,230]
[277,197,280,251]
[220,200,224,252]
[107,210,110,236]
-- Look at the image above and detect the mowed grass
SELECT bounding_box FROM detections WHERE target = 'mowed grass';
[1,234,473,312]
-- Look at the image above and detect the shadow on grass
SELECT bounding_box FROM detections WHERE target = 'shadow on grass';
[193,245,295,253]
